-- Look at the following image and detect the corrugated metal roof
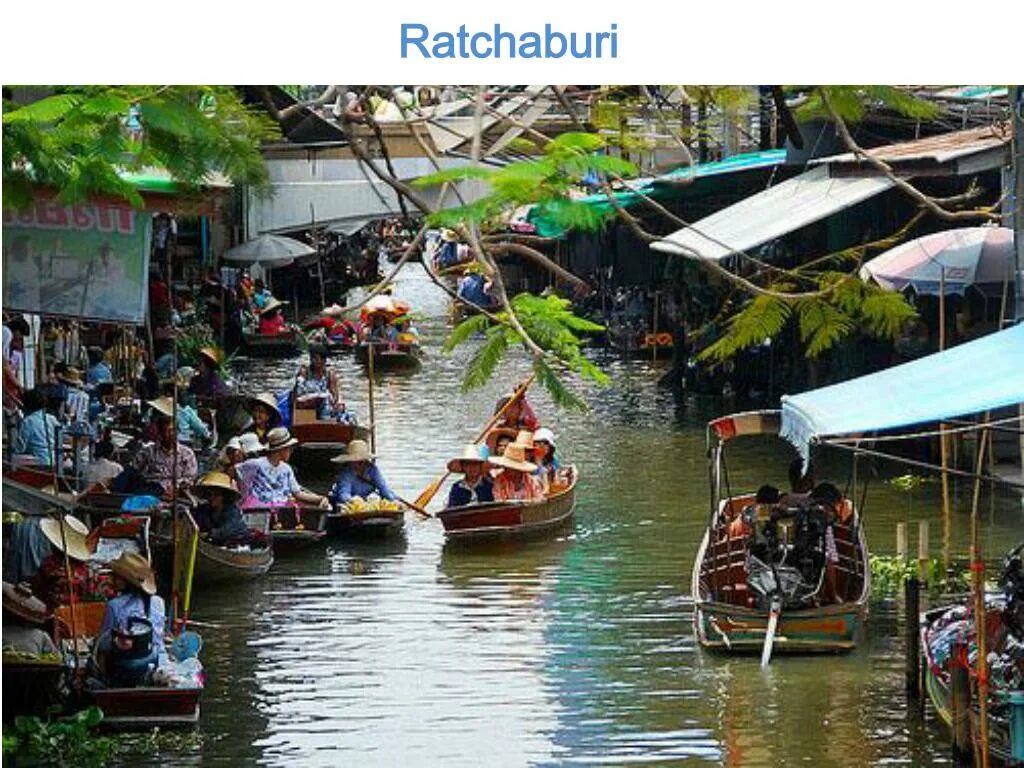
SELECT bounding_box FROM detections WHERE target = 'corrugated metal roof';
[651,166,895,261]
[816,123,1010,170]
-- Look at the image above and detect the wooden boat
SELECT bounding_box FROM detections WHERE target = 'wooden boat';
[692,411,870,655]
[355,342,423,372]
[187,508,274,586]
[920,602,1016,765]
[2,476,76,517]
[437,467,578,541]
[325,506,405,539]
[290,402,371,466]
[90,687,201,729]
[268,505,328,551]
[242,327,301,357]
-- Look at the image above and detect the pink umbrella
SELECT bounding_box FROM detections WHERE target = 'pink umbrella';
[860,227,1014,295]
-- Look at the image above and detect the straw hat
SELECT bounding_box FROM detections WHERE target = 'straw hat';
[485,427,518,454]
[108,551,157,595]
[2,582,50,624]
[259,297,288,315]
[265,426,299,452]
[512,430,535,449]
[533,427,556,447]
[196,471,241,499]
[198,347,222,368]
[40,515,93,562]
[447,444,489,473]
[147,396,176,420]
[238,432,266,457]
[247,392,281,420]
[331,439,375,464]
[59,367,84,386]
[441,228,458,242]
[488,443,537,474]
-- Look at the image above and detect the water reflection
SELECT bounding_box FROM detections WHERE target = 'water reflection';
[148,264,1020,767]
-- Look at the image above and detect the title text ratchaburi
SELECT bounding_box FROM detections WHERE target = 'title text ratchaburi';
[400,23,619,59]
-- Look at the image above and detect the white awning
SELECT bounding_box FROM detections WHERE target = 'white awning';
[650,166,895,261]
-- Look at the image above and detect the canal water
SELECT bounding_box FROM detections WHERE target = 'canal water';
[173,265,1021,767]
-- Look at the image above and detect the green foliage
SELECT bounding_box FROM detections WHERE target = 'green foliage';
[796,298,855,357]
[794,86,940,124]
[3,86,276,209]
[444,292,608,409]
[869,555,971,597]
[3,706,204,766]
[699,293,791,362]
[413,131,637,235]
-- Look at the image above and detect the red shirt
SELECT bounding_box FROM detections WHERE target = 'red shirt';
[259,314,287,335]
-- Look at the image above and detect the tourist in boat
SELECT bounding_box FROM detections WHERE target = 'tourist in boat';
[729,484,780,539]
[485,427,517,458]
[488,444,544,502]
[811,482,847,604]
[295,344,356,424]
[97,552,168,685]
[32,515,115,611]
[258,299,289,336]
[132,397,198,498]
[493,389,540,431]
[232,427,329,526]
[193,471,252,545]
[190,346,229,398]
[13,388,61,468]
[531,427,561,488]
[245,392,282,442]
[328,439,398,505]
[216,435,244,470]
[445,445,494,507]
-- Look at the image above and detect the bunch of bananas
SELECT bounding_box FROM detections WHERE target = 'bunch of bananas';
[339,497,404,515]
[3,649,62,665]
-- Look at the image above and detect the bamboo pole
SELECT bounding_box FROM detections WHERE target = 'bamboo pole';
[971,420,992,768]
[938,267,952,571]
[367,343,377,453]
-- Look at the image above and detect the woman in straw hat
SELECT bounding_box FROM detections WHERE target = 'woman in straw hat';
[245,392,281,442]
[32,515,115,611]
[97,552,167,683]
[445,444,494,508]
[193,471,251,545]
[2,581,58,656]
[231,426,329,525]
[485,426,518,458]
[488,444,544,502]
[190,346,229,398]
[328,439,398,506]
[258,298,289,336]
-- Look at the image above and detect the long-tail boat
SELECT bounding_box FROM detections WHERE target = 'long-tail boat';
[692,411,870,656]
[436,467,578,542]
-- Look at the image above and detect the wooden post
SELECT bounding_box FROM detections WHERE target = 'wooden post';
[904,576,921,702]
[950,640,973,767]
[938,266,952,571]
[971,424,992,768]
[917,520,930,583]
[896,522,907,561]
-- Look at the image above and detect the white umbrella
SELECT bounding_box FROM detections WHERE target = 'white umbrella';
[223,234,316,270]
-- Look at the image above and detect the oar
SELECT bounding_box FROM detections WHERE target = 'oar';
[761,596,782,668]
[396,495,433,519]
[412,374,536,510]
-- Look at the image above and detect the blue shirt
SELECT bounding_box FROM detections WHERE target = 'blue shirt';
[98,593,168,660]
[446,477,495,507]
[87,361,113,386]
[194,501,249,544]
[14,410,61,466]
[457,274,496,308]
[176,405,210,445]
[329,463,396,504]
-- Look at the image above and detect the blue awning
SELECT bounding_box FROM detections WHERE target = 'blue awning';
[780,323,1024,461]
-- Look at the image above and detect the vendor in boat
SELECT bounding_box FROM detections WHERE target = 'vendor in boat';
[97,552,167,686]
[32,515,115,612]
[364,312,397,344]
[13,388,61,468]
[2,581,58,656]
[232,427,330,525]
[245,392,282,442]
[189,346,229,398]
[193,471,252,546]
[295,344,357,424]
[488,444,544,502]
[394,316,419,345]
[131,397,198,499]
[446,445,494,507]
[328,439,398,505]
[494,389,540,432]
[258,298,289,336]
[161,380,212,448]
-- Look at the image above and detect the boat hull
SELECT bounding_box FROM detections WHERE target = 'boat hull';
[437,470,577,542]
[355,343,423,372]
[192,539,273,586]
[90,687,201,729]
[325,510,404,539]
[242,330,300,358]
[270,506,328,551]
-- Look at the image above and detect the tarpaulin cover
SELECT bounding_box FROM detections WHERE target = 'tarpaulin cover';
[780,323,1024,463]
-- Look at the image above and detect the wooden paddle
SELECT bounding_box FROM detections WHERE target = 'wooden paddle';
[412,374,536,510]
[396,495,433,519]
[761,596,782,668]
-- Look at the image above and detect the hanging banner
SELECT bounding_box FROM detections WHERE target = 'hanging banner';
[2,199,151,323]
